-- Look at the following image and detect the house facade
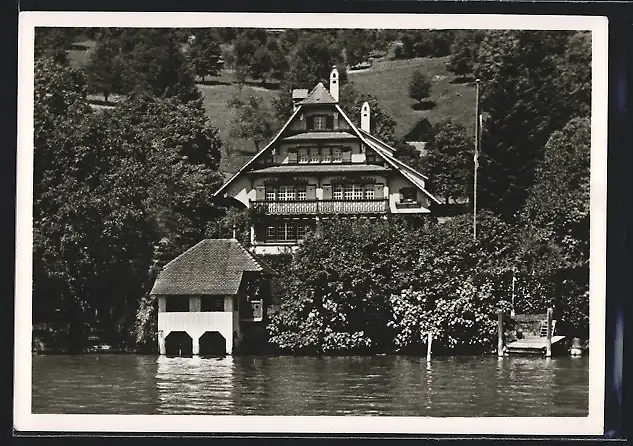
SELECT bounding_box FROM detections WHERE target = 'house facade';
[150,239,274,356]
[214,68,440,255]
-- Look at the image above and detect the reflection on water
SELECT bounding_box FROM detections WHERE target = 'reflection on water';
[156,356,235,414]
[32,354,589,416]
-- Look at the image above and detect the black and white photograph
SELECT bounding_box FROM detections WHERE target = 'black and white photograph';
[15,12,608,435]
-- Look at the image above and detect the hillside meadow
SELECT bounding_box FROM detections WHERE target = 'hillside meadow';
[68,41,476,176]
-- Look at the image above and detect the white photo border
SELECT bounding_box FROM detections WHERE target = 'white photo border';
[15,12,609,436]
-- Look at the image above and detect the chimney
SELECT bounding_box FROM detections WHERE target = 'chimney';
[232,224,237,240]
[292,88,308,112]
[361,101,370,132]
[329,66,339,103]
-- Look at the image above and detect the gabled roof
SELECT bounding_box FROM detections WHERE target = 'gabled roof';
[150,239,275,296]
[213,84,440,206]
[300,83,337,105]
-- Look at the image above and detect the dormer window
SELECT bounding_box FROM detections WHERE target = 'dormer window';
[308,115,333,131]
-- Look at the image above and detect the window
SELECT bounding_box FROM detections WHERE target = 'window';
[265,188,276,201]
[201,296,225,312]
[321,147,331,163]
[298,148,309,163]
[297,224,309,240]
[332,147,342,162]
[278,185,295,201]
[365,186,375,199]
[313,115,327,130]
[344,185,354,200]
[166,297,189,312]
[276,222,296,241]
[267,225,276,240]
[353,185,364,200]
[297,185,307,201]
[366,152,376,163]
[333,185,343,200]
[310,148,320,163]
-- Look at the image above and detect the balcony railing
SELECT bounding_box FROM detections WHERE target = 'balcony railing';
[253,199,389,215]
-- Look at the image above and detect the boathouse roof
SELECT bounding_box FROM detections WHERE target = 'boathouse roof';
[150,239,275,296]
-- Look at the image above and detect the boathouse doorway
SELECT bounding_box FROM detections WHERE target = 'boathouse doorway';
[199,331,227,357]
[165,331,193,357]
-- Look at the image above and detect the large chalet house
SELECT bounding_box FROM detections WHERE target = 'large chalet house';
[214,67,440,255]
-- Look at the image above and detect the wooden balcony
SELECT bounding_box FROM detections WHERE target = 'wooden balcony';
[252,199,389,215]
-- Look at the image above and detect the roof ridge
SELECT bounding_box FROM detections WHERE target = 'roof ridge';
[300,82,337,105]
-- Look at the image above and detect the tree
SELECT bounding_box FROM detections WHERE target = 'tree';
[125,29,201,103]
[555,32,591,120]
[249,46,274,83]
[228,93,276,151]
[342,29,372,67]
[187,30,223,82]
[424,119,472,204]
[408,69,432,104]
[267,217,424,354]
[34,28,75,64]
[34,57,225,351]
[446,31,484,80]
[85,38,126,103]
[233,33,260,78]
[514,117,590,337]
[389,211,516,353]
[474,30,578,220]
[288,33,343,89]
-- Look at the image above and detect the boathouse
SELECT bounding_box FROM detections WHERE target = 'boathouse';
[150,239,275,356]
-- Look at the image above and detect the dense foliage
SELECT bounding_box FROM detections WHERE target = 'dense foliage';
[32,27,592,353]
[33,56,224,350]
[267,214,520,354]
[424,119,472,204]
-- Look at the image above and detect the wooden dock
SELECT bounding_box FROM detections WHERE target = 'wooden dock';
[505,336,567,356]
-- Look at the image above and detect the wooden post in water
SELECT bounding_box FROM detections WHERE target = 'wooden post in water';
[546,307,553,357]
[497,310,504,357]
[426,332,433,362]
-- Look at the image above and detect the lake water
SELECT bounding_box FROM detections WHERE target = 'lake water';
[32,354,589,416]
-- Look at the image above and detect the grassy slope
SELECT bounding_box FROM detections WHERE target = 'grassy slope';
[211,57,477,175]
[67,42,475,175]
[349,56,477,140]
[199,82,277,175]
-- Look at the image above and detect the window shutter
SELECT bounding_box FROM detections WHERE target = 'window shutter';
[342,148,352,163]
[255,185,265,201]
[374,183,384,199]
[288,149,298,163]
[326,116,334,129]
[306,185,316,200]
[307,116,314,130]
[322,184,332,199]
[333,112,339,130]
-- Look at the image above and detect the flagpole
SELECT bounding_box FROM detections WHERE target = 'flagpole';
[473,78,481,241]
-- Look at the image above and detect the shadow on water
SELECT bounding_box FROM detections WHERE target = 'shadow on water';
[32,354,589,416]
